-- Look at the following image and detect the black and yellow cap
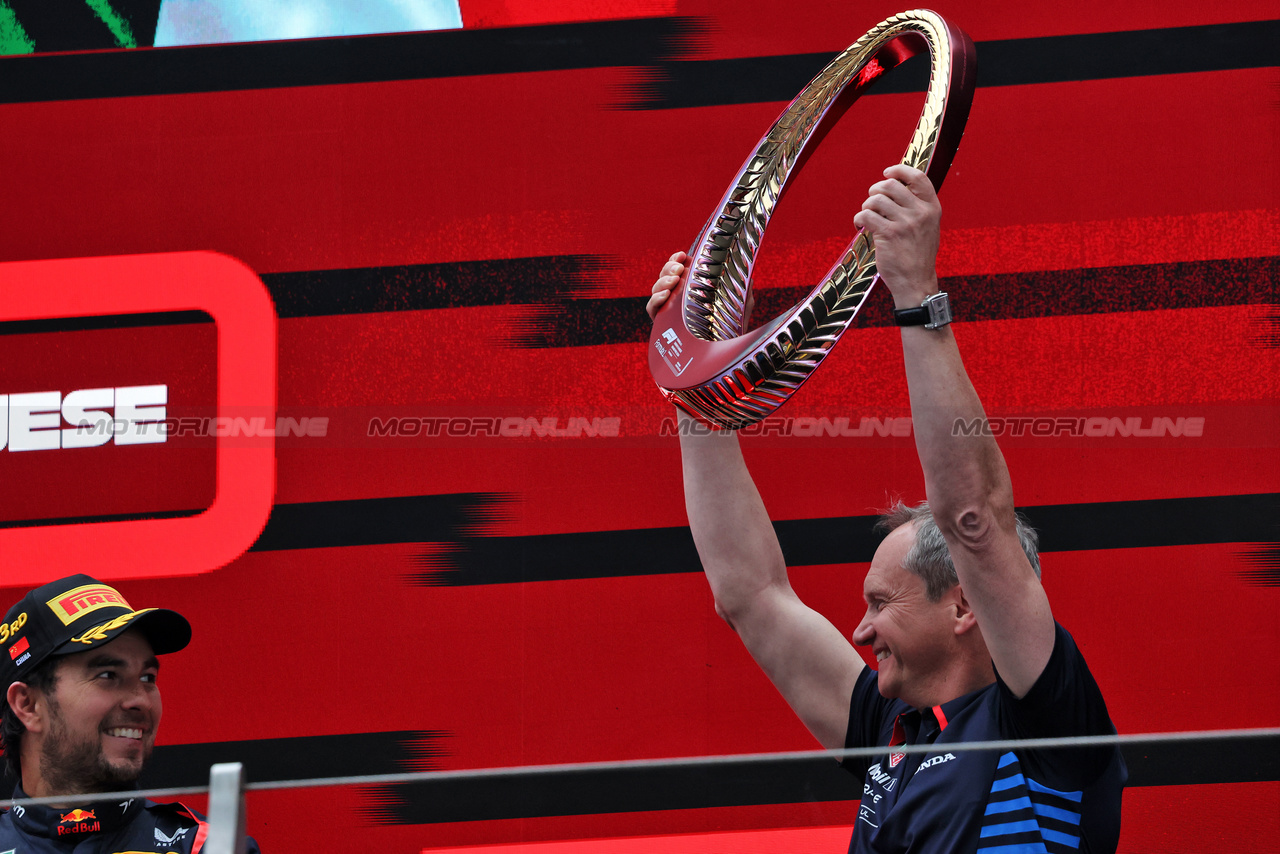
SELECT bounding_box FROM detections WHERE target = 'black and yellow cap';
[0,574,191,687]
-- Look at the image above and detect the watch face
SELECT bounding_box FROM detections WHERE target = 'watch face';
[924,293,952,328]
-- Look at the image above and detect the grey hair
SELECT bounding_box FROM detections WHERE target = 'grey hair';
[875,501,1041,601]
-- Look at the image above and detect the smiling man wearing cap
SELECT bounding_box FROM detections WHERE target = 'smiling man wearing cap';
[0,574,261,852]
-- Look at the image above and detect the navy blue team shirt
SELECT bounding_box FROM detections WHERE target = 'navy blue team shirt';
[843,622,1126,853]
[0,784,263,853]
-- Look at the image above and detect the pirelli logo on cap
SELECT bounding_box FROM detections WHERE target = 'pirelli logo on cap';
[47,585,132,625]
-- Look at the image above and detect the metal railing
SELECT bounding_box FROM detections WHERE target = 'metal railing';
[2,727,1276,851]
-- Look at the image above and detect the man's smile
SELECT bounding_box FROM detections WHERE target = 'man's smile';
[104,727,145,741]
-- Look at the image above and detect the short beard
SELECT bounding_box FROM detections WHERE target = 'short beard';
[38,696,146,796]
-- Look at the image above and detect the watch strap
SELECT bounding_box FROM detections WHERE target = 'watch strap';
[893,292,951,329]
[893,305,931,326]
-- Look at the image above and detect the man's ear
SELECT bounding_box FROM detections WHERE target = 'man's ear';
[951,589,979,636]
[7,681,47,733]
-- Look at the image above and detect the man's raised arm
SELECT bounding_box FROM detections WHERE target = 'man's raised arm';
[649,254,863,750]
[854,166,1055,698]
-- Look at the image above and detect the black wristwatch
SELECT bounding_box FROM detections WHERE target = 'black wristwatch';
[892,292,952,329]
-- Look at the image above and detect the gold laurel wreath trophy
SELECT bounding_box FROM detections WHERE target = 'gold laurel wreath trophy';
[648,10,976,429]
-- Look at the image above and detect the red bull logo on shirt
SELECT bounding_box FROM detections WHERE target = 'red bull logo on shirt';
[57,809,99,835]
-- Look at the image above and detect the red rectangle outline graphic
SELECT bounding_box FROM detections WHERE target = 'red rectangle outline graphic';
[0,252,276,584]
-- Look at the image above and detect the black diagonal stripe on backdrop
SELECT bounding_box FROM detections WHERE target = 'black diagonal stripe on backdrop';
[411,517,865,586]
[508,256,1280,348]
[1024,493,1279,554]
[259,254,1276,332]
[2,18,1273,106]
[1237,544,1280,587]
[261,256,616,318]
[1255,305,1280,349]
[414,491,1274,583]
[0,17,704,105]
[140,731,446,788]
[248,492,1275,580]
[0,309,212,336]
[30,731,1257,824]
[355,736,1278,826]
[24,731,1261,822]
[415,493,1278,586]
[0,730,447,792]
[0,508,199,531]
[249,493,515,552]
[621,19,1280,110]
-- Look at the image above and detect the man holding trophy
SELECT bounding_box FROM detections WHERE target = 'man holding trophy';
[647,165,1125,852]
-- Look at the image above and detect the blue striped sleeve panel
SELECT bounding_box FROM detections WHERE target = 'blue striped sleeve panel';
[976,752,1083,854]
